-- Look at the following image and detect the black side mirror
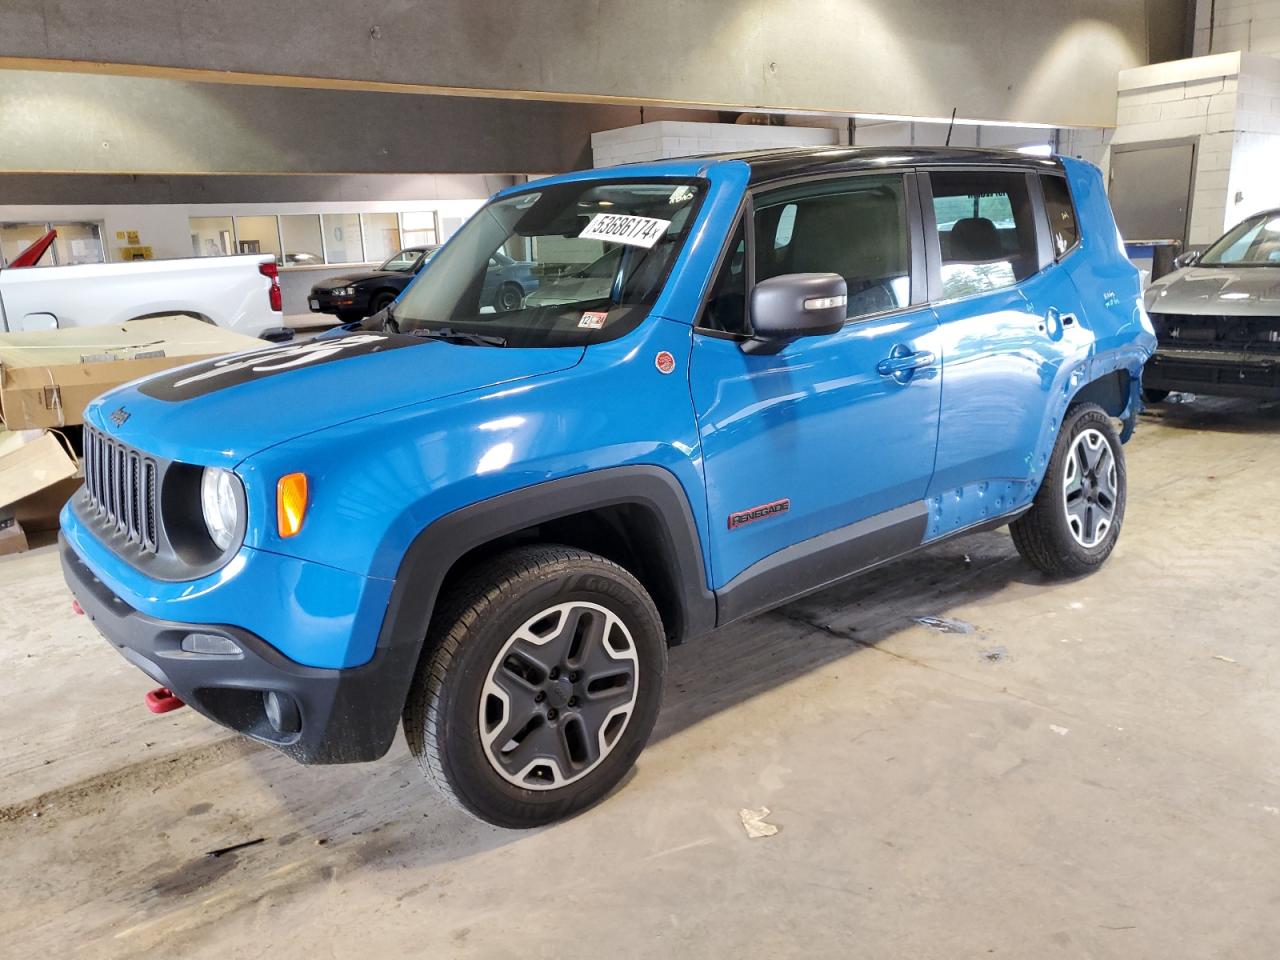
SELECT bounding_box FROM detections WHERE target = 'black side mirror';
[1174,249,1202,269]
[743,273,847,355]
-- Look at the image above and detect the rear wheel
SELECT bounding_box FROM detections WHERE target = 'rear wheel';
[495,282,524,312]
[403,545,666,828]
[1011,403,1127,578]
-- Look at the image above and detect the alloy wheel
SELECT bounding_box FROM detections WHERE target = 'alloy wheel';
[479,601,639,790]
[1062,428,1117,548]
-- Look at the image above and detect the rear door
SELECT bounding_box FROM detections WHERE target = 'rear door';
[922,168,1087,506]
[692,172,942,603]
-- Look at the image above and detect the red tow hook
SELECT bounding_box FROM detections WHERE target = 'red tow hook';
[71,599,84,616]
[145,687,186,714]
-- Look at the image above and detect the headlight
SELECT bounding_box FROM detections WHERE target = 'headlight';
[334,286,357,296]
[200,467,240,551]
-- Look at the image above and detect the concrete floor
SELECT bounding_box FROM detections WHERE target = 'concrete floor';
[3,397,1279,959]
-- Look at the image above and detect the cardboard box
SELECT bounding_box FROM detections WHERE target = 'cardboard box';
[0,316,264,430]
[0,429,79,510]
[0,515,29,557]
[0,429,80,552]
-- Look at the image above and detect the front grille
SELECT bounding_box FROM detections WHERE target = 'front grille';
[1151,312,1280,352]
[83,426,159,554]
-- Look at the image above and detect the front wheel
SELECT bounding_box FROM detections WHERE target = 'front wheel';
[1143,388,1170,404]
[403,545,666,828]
[1010,403,1127,578]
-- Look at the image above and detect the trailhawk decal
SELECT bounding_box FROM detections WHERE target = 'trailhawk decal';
[137,333,420,402]
[727,499,790,530]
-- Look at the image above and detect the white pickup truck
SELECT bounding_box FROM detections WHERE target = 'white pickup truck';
[0,254,287,339]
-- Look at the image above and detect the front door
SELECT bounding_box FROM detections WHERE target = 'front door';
[692,173,942,607]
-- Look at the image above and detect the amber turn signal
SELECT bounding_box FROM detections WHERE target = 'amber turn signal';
[277,473,309,538]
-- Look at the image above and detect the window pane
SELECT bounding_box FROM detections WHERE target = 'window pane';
[321,213,363,264]
[51,222,105,265]
[701,220,747,332]
[1041,176,1080,259]
[0,222,55,266]
[931,172,1038,298]
[361,213,402,263]
[234,216,282,262]
[189,217,235,257]
[280,215,323,265]
[755,175,911,321]
[401,210,438,247]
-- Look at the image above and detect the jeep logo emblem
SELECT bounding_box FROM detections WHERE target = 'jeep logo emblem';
[109,406,130,427]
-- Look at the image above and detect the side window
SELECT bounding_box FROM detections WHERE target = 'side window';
[930,171,1038,299]
[1040,175,1080,259]
[701,220,747,333]
[754,175,911,322]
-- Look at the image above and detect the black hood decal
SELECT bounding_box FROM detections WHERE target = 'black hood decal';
[138,332,423,402]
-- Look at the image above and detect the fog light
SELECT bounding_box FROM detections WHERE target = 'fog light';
[181,633,242,656]
[264,691,301,735]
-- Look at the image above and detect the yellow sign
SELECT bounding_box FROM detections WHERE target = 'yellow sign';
[119,245,153,261]
[115,231,126,241]
[125,231,140,245]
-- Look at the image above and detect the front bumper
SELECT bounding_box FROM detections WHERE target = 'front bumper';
[308,289,370,316]
[62,535,408,763]
[1145,347,1280,400]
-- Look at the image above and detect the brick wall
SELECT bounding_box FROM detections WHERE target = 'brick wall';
[591,121,838,167]
[1195,0,1280,55]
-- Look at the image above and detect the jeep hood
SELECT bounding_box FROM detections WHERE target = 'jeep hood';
[1147,265,1280,317]
[85,331,583,465]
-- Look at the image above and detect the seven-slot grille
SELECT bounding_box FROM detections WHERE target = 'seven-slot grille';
[82,426,159,553]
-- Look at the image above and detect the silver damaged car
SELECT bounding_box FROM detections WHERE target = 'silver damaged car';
[1143,209,1280,402]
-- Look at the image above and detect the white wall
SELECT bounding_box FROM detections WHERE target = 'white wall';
[0,198,489,264]
[1111,51,1280,243]
[1113,54,1241,243]
[592,122,838,167]
[1195,0,1280,55]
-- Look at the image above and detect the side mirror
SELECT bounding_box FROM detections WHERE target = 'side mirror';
[744,273,847,355]
[1174,249,1201,269]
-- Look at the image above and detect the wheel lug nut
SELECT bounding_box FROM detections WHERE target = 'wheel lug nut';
[535,691,546,703]
[548,668,559,680]
[567,696,578,707]
[569,671,580,682]
[547,708,558,720]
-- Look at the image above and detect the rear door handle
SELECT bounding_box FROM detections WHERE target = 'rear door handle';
[877,348,936,382]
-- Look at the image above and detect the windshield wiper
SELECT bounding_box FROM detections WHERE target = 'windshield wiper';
[408,326,507,347]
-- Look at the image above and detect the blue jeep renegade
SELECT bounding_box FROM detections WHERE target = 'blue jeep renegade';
[62,148,1155,827]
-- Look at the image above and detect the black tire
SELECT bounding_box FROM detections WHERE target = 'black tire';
[335,311,363,325]
[1010,403,1127,578]
[403,545,666,828]
[1142,388,1170,404]
[495,282,524,312]
[369,291,397,315]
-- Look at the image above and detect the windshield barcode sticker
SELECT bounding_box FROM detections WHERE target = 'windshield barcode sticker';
[579,214,671,249]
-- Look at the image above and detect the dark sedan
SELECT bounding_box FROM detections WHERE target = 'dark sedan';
[309,246,541,322]
[1143,210,1280,402]
[308,246,439,323]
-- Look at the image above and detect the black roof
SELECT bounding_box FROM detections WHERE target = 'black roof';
[691,146,1062,184]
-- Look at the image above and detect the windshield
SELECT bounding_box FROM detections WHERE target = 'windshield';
[1200,213,1280,266]
[380,248,432,272]
[389,179,706,347]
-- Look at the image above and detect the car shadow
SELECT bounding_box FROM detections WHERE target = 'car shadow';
[651,528,1036,746]
[1140,394,1280,434]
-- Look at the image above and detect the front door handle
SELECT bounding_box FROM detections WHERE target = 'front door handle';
[877,347,936,383]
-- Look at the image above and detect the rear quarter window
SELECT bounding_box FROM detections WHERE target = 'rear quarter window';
[1041,175,1080,259]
